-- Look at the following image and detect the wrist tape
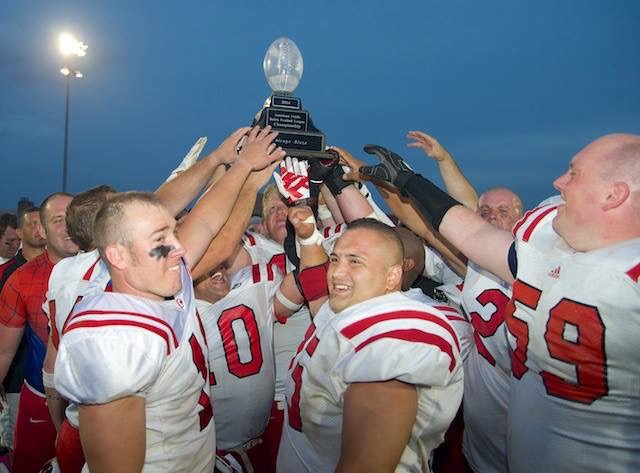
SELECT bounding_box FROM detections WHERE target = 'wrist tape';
[42,369,55,389]
[275,287,303,311]
[297,216,323,246]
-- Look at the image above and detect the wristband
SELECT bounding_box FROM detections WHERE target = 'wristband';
[298,262,330,302]
[275,287,303,311]
[42,369,55,389]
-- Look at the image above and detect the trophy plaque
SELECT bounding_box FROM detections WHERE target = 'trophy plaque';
[253,37,332,159]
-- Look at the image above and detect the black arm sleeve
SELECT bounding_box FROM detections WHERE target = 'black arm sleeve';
[399,173,462,231]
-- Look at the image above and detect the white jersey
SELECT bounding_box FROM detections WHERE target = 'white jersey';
[44,250,111,430]
[459,262,512,473]
[404,287,473,362]
[44,249,110,350]
[506,203,640,473]
[242,227,344,401]
[55,262,215,473]
[277,292,463,473]
[197,264,281,450]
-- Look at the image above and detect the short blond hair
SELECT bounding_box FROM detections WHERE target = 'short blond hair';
[94,192,163,254]
[261,184,287,222]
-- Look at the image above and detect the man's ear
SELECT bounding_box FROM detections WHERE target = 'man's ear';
[386,264,404,291]
[403,258,415,273]
[602,181,630,211]
[37,223,47,241]
[16,227,24,241]
[104,244,128,271]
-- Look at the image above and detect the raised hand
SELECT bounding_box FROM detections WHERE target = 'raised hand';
[330,146,365,182]
[238,126,286,171]
[288,205,317,240]
[359,144,415,188]
[213,127,251,165]
[407,131,451,162]
[274,156,310,203]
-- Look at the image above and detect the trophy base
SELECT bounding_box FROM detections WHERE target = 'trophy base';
[253,94,331,159]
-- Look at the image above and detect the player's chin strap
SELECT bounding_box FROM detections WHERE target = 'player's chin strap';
[283,153,340,269]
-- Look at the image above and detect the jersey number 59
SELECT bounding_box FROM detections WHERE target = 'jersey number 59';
[506,280,608,404]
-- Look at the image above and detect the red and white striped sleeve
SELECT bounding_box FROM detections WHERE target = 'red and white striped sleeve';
[512,203,560,243]
[336,304,461,387]
[55,304,167,404]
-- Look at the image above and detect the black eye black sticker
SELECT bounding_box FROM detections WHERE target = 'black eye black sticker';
[149,244,175,259]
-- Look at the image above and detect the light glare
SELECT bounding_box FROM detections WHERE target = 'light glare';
[59,33,88,57]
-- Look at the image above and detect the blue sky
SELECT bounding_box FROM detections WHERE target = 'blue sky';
[1,0,639,212]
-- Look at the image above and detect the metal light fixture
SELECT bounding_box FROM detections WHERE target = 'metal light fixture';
[58,33,87,192]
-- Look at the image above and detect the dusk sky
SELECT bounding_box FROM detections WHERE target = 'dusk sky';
[2,0,639,212]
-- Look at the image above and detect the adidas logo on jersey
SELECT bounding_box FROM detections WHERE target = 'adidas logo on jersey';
[548,266,561,278]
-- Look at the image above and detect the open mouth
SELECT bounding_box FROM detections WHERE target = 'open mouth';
[330,282,351,295]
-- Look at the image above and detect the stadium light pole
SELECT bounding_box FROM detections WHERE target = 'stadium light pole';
[59,33,87,193]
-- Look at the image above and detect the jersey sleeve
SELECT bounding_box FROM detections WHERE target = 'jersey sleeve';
[336,308,461,387]
[433,304,473,363]
[54,327,165,404]
[511,202,559,243]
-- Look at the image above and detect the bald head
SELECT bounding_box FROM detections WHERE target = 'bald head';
[346,218,404,266]
[478,187,523,231]
[595,134,640,191]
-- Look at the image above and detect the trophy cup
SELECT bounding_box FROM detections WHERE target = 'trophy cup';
[253,37,332,159]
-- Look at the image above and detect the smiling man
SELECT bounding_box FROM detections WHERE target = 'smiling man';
[358,134,640,473]
[54,126,284,473]
[0,193,79,473]
[277,211,463,473]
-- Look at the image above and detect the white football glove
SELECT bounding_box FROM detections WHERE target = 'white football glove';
[165,137,208,182]
[273,156,310,203]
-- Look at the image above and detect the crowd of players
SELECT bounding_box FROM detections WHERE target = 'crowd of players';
[0,125,638,473]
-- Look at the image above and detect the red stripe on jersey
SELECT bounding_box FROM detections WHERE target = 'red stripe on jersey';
[266,264,274,281]
[340,310,460,351]
[244,232,257,246]
[65,319,173,354]
[323,226,331,238]
[195,309,208,347]
[252,264,261,283]
[355,329,457,371]
[82,258,101,281]
[626,263,640,282]
[60,297,83,335]
[446,315,468,322]
[335,223,344,234]
[50,300,60,349]
[433,305,459,315]
[522,206,558,242]
[512,207,539,237]
[66,309,179,347]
